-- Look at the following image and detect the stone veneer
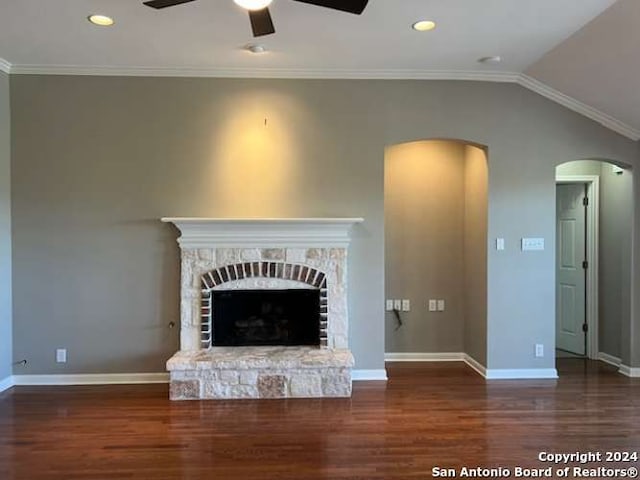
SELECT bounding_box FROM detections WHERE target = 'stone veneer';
[162,218,362,400]
[169,347,353,400]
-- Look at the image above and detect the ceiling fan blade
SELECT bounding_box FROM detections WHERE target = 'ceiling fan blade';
[249,8,275,37]
[291,0,368,14]
[143,0,197,9]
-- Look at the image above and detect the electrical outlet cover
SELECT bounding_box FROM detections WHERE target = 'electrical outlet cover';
[56,349,67,363]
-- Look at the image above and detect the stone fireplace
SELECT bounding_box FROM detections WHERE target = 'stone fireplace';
[162,218,363,400]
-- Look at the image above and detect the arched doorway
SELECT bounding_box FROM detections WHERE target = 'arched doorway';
[555,159,633,373]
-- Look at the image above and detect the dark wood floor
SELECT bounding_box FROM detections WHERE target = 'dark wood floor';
[1,360,639,479]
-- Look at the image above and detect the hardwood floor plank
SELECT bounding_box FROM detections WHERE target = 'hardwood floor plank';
[1,360,639,479]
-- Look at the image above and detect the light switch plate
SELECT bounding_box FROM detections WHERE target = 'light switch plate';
[428,300,437,312]
[437,300,445,312]
[386,299,394,311]
[393,300,402,311]
[522,238,545,251]
[496,238,505,251]
[401,299,410,312]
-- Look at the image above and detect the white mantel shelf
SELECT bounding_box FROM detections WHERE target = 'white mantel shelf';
[161,217,364,248]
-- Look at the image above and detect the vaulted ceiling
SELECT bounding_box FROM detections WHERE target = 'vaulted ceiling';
[0,0,637,139]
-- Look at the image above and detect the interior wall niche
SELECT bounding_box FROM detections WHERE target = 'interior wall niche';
[384,140,488,364]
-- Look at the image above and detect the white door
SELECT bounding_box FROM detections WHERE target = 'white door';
[556,183,587,355]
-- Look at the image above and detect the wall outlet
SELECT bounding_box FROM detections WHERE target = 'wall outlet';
[401,299,410,312]
[393,299,402,311]
[56,348,67,363]
[535,344,544,358]
[437,300,445,312]
[428,300,437,312]
[385,299,394,311]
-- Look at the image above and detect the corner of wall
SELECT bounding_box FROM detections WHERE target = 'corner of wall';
[0,70,12,382]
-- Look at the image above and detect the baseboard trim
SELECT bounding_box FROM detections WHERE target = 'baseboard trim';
[484,369,559,380]
[352,369,388,381]
[463,355,487,377]
[12,373,170,386]
[385,352,465,362]
[9,371,387,385]
[618,365,640,378]
[598,352,622,367]
[0,375,14,392]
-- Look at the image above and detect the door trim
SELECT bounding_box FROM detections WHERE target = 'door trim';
[556,175,599,359]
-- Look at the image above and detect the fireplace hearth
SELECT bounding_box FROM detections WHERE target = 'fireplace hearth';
[162,218,363,400]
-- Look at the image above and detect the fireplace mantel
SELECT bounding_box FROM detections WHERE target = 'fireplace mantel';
[161,217,364,248]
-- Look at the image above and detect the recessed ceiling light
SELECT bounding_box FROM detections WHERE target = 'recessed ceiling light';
[245,43,267,54]
[412,20,436,32]
[88,14,114,27]
[478,56,502,64]
[233,0,273,11]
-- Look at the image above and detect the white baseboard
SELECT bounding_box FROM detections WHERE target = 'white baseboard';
[12,373,170,386]
[463,355,487,377]
[484,369,559,380]
[0,375,14,392]
[352,369,388,381]
[9,371,388,385]
[598,352,622,367]
[385,352,465,362]
[618,365,640,378]
[385,352,487,378]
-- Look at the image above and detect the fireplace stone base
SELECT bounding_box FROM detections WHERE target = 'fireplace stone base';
[167,347,354,400]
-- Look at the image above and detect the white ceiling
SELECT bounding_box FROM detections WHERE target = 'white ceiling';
[2,0,638,139]
[0,0,615,73]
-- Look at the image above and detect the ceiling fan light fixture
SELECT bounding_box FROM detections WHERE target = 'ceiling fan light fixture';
[233,0,273,11]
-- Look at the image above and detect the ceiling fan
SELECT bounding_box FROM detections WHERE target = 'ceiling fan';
[143,0,369,37]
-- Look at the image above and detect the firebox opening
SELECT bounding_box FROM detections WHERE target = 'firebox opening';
[212,289,321,347]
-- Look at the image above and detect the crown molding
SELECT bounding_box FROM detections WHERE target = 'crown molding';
[0,58,11,74]
[518,74,640,141]
[8,64,520,82]
[4,61,639,140]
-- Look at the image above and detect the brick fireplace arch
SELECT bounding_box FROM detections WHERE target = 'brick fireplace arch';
[200,261,328,348]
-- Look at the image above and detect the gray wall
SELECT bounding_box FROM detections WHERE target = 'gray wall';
[0,71,11,381]
[463,145,488,365]
[599,163,632,359]
[384,141,466,353]
[10,76,639,374]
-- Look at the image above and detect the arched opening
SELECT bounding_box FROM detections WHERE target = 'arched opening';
[554,159,633,374]
[384,139,488,369]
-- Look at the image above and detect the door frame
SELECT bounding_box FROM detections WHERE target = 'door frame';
[556,175,599,359]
